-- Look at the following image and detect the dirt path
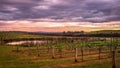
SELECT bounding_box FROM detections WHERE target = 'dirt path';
[55,57,111,67]
[31,53,107,62]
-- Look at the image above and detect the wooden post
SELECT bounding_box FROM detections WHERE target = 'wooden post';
[81,46,84,62]
[52,46,55,59]
[98,46,101,60]
[16,44,19,52]
[88,47,90,55]
[112,50,116,68]
[110,37,116,68]
[28,41,31,56]
[59,48,63,58]
[47,47,50,53]
[75,47,78,62]
[37,44,40,57]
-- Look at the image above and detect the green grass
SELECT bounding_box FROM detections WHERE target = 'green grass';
[0,31,120,68]
[0,45,120,68]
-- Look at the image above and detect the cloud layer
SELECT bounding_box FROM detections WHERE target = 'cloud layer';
[0,20,119,32]
[0,0,120,22]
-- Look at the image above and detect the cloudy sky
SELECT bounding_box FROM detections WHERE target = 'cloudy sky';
[0,0,120,32]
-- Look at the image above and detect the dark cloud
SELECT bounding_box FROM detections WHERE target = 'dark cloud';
[0,0,120,22]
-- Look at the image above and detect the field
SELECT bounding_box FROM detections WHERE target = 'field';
[0,31,120,68]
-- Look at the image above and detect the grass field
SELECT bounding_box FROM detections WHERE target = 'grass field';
[0,31,120,68]
[0,45,120,68]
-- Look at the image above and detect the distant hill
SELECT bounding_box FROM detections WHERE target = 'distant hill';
[0,31,64,42]
[90,30,120,34]
[0,31,46,41]
[0,30,120,41]
[86,30,120,37]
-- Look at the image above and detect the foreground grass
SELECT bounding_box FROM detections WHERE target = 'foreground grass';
[0,45,120,68]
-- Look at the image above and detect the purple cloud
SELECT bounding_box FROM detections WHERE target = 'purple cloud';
[0,0,120,23]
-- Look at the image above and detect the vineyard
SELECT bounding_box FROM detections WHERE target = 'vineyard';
[0,36,120,68]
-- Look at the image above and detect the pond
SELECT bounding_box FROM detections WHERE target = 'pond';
[7,40,47,45]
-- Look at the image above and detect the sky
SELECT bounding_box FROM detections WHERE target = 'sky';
[0,0,120,32]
